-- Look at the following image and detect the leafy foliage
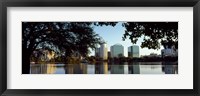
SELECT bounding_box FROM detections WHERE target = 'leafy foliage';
[22,22,117,58]
[122,22,178,49]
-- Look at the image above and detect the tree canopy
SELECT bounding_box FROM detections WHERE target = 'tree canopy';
[22,22,178,58]
[122,22,178,50]
[22,22,118,58]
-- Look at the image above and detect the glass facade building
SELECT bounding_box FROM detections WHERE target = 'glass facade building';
[110,44,124,58]
[128,45,139,57]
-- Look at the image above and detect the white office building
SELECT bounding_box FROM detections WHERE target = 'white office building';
[95,43,108,60]
[100,43,108,60]
[128,45,140,58]
[161,45,178,57]
[110,44,124,58]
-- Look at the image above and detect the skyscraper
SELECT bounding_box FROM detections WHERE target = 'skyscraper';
[100,43,108,60]
[95,43,108,60]
[161,45,178,57]
[110,44,124,58]
[128,45,139,57]
[95,48,100,57]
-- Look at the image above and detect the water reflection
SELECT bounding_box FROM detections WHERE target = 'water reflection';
[128,62,140,74]
[30,62,178,74]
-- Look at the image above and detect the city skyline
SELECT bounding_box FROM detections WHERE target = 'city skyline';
[90,22,164,57]
[95,44,141,59]
[22,22,178,74]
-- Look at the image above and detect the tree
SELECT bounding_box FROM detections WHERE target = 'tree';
[122,22,178,50]
[22,22,117,74]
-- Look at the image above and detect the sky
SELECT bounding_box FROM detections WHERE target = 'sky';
[89,22,164,57]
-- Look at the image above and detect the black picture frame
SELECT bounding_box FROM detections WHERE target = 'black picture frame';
[0,0,199,96]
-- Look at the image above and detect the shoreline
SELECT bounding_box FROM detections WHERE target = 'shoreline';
[30,61,178,65]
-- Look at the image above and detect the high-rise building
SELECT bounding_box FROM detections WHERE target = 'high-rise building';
[100,43,108,60]
[128,45,139,57]
[95,43,108,60]
[110,44,124,58]
[161,45,178,57]
[95,48,100,57]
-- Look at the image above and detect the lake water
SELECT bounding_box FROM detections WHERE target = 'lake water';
[30,62,178,74]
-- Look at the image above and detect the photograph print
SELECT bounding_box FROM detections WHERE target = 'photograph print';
[22,22,178,74]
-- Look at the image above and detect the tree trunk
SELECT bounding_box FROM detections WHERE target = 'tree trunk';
[22,56,30,74]
[22,48,31,74]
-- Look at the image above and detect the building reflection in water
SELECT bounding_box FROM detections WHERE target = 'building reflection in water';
[110,62,124,74]
[30,64,56,74]
[30,64,42,74]
[94,62,109,74]
[64,63,86,74]
[124,65,129,74]
[103,62,108,74]
[65,64,73,74]
[162,62,178,74]
[46,64,56,74]
[30,62,178,74]
[128,62,140,74]
[87,64,95,74]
